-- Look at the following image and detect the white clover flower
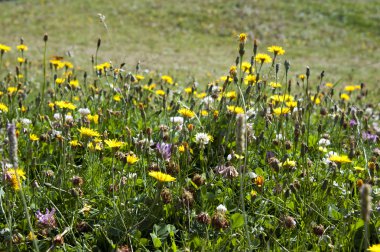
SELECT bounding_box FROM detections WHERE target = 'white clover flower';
[275,134,284,140]
[245,108,257,119]
[20,118,32,126]
[53,113,62,120]
[227,154,232,161]
[202,96,214,105]
[195,132,212,145]
[127,173,137,179]
[365,107,373,115]
[248,171,257,179]
[78,108,91,116]
[170,116,184,125]
[216,204,227,213]
[65,114,74,123]
[318,138,331,146]
[322,151,338,165]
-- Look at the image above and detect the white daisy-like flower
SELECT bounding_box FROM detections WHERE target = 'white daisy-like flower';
[195,132,212,145]
[216,204,227,213]
[170,116,184,125]
[78,108,91,116]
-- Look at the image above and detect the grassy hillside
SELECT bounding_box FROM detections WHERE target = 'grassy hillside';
[1,0,379,92]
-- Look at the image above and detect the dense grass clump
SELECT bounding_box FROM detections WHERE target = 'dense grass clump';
[0,33,379,251]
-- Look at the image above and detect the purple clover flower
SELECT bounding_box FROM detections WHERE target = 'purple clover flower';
[362,132,378,143]
[35,208,57,229]
[349,119,357,127]
[156,142,172,161]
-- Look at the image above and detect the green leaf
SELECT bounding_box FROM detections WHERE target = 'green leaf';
[150,233,162,248]
[350,219,364,231]
[328,204,342,220]
[230,213,245,229]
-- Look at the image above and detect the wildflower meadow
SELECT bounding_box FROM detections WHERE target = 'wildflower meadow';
[1,22,380,252]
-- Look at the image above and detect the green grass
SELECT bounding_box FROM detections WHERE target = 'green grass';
[1,0,379,95]
[1,1,380,250]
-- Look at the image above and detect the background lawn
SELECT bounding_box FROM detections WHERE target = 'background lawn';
[1,0,379,96]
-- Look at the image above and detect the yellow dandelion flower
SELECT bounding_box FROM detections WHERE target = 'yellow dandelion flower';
[87,114,99,124]
[201,110,209,116]
[325,82,334,88]
[0,103,9,113]
[270,94,294,103]
[126,154,139,164]
[105,139,124,148]
[17,57,26,63]
[227,105,244,114]
[281,159,296,168]
[285,101,297,108]
[213,110,219,118]
[136,74,145,81]
[161,75,174,84]
[184,87,193,94]
[255,53,272,64]
[220,76,230,82]
[78,127,100,138]
[273,107,290,116]
[17,44,28,51]
[229,65,237,76]
[29,134,39,141]
[156,90,165,96]
[55,78,65,85]
[340,93,350,101]
[5,168,26,191]
[55,101,76,110]
[69,80,80,89]
[196,92,207,99]
[298,74,306,81]
[178,108,196,118]
[267,45,285,55]
[50,59,65,69]
[48,102,55,110]
[148,171,176,182]
[178,145,185,153]
[238,33,248,43]
[7,87,18,95]
[63,61,73,69]
[367,244,380,252]
[0,44,11,53]
[87,141,102,151]
[241,61,251,72]
[244,74,257,85]
[113,94,122,102]
[310,95,321,105]
[269,82,282,88]
[143,83,156,90]
[69,140,82,147]
[329,155,352,164]
[225,91,237,100]
[95,62,111,71]
[27,232,37,241]
[254,175,264,188]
